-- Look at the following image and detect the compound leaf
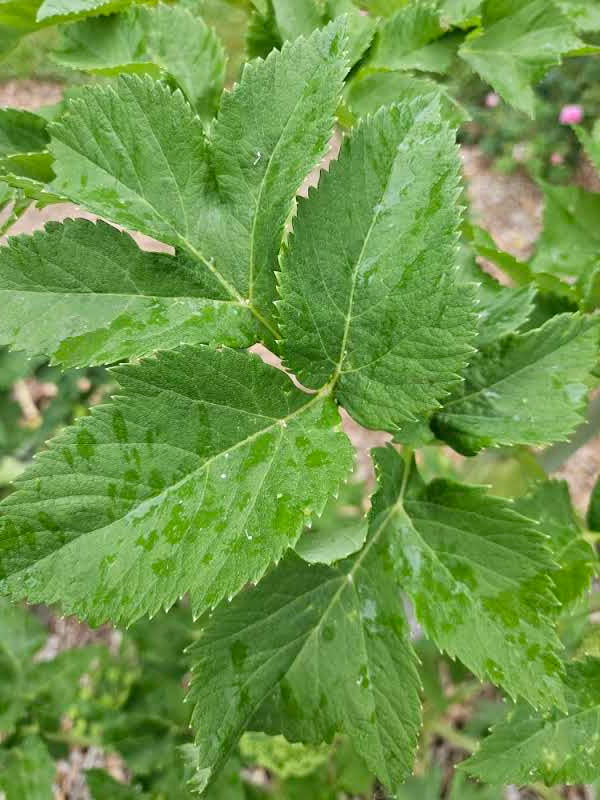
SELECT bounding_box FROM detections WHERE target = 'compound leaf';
[53,4,226,118]
[459,0,585,116]
[432,313,600,455]
[279,98,476,433]
[368,446,566,710]
[514,481,595,608]
[48,24,347,339]
[189,546,421,792]
[0,347,353,626]
[463,658,600,785]
[0,219,257,366]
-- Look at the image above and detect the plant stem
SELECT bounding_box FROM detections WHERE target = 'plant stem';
[431,722,478,753]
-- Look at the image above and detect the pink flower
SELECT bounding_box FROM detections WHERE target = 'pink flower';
[551,152,564,166]
[359,8,368,15]
[485,92,500,108]
[559,104,584,125]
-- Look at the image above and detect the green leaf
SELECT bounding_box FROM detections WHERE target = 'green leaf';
[459,0,585,116]
[588,475,600,531]
[53,5,226,119]
[326,1,378,68]
[466,223,533,286]
[0,347,353,626]
[513,481,595,607]
[271,0,322,41]
[432,313,600,455]
[0,219,257,367]
[359,0,410,16]
[87,770,147,799]
[0,1,48,55]
[188,546,421,792]
[295,482,368,565]
[279,98,476,433]
[344,69,470,127]
[48,24,347,340]
[394,766,442,800]
[576,121,600,171]
[36,0,148,22]
[371,2,461,74]
[367,446,566,709]
[556,0,600,31]
[457,251,536,347]
[532,183,600,279]
[0,108,48,157]
[239,732,331,778]
[437,0,482,26]
[463,658,600,785]
[0,736,56,800]
[0,598,46,734]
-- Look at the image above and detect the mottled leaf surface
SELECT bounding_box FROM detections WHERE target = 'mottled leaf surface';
[54,4,226,118]
[514,481,595,607]
[189,546,421,791]
[0,347,353,625]
[0,219,256,366]
[48,25,347,338]
[279,99,476,433]
[367,446,565,710]
[433,314,600,455]
[459,0,585,116]
[463,658,600,785]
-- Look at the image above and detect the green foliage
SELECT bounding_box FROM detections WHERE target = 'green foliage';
[371,2,460,74]
[432,314,600,455]
[532,183,600,278]
[279,98,476,432]
[367,447,564,709]
[0,219,257,367]
[0,736,56,800]
[0,346,353,625]
[53,4,227,118]
[463,658,600,784]
[0,6,600,798]
[459,0,587,117]
[188,550,421,791]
